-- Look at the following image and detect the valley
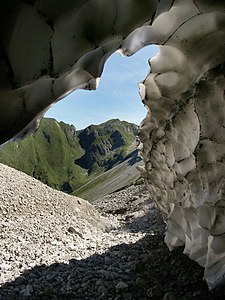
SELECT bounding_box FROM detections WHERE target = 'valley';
[0,118,141,200]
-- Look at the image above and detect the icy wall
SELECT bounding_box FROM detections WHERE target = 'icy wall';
[1,0,225,289]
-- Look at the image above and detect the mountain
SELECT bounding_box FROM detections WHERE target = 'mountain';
[0,118,141,199]
[76,119,138,173]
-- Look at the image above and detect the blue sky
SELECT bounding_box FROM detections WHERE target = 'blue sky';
[46,45,159,129]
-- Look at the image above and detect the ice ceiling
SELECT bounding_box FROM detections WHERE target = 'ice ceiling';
[1,0,225,289]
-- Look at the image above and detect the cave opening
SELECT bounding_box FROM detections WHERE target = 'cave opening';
[1,1,225,292]
[0,45,159,200]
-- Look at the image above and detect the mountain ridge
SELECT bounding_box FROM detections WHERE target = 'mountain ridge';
[0,118,140,199]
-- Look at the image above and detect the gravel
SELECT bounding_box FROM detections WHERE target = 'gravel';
[0,163,225,299]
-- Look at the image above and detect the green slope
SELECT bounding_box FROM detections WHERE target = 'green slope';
[0,118,87,192]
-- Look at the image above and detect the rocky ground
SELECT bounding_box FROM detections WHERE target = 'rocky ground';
[0,163,225,299]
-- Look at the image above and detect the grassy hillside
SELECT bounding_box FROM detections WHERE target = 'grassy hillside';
[0,118,139,196]
[0,118,87,192]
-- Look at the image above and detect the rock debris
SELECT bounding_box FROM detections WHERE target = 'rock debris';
[0,164,224,299]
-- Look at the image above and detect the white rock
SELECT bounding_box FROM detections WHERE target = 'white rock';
[0,263,11,271]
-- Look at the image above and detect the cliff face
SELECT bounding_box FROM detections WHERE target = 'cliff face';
[76,119,138,172]
[1,0,225,288]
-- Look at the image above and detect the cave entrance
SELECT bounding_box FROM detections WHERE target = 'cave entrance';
[0,45,159,201]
